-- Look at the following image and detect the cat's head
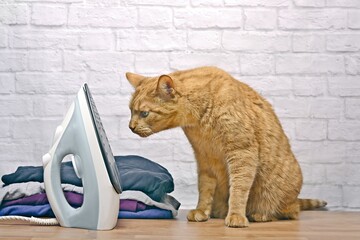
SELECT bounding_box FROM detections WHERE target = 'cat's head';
[125,72,181,137]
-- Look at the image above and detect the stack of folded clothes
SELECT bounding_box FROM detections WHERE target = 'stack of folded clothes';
[0,155,180,219]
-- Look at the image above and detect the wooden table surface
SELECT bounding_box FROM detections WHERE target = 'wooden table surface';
[1,210,360,240]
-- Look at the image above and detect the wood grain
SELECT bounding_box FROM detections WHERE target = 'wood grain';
[0,210,360,240]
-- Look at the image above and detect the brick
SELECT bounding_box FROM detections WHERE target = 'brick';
[111,139,142,156]
[0,4,28,25]
[328,120,360,141]
[33,96,68,117]
[83,52,134,73]
[292,77,327,96]
[79,31,113,50]
[244,9,277,30]
[325,164,345,185]
[0,118,11,138]
[343,186,360,209]
[12,118,59,139]
[213,9,243,28]
[85,0,121,5]
[117,30,186,51]
[224,0,289,7]
[63,51,86,72]
[120,81,136,95]
[188,30,221,50]
[329,76,360,97]
[11,29,78,49]
[0,51,27,72]
[0,141,34,163]
[17,0,82,2]
[346,99,360,119]
[31,4,67,26]
[293,0,326,7]
[348,11,360,29]
[244,76,292,96]
[346,55,360,75]
[327,34,360,52]
[138,7,172,28]
[0,27,7,48]
[94,95,130,116]
[240,54,274,75]
[169,53,239,73]
[0,74,15,94]
[135,52,170,74]
[174,8,242,29]
[292,141,346,164]
[87,72,122,94]
[15,73,85,94]
[276,55,344,74]
[191,0,223,6]
[127,0,187,6]
[139,139,174,162]
[64,51,134,73]
[68,7,137,27]
[0,96,33,116]
[28,50,62,71]
[173,9,188,29]
[279,10,347,30]
[346,142,360,163]
[173,137,195,163]
[273,97,310,118]
[295,120,327,140]
[300,184,342,208]
[327,0,360,7]
[300,163,326,184]
[309,98,343,119]
[344,164,360,185]
[223,32,290,52]
[293,34,325,53]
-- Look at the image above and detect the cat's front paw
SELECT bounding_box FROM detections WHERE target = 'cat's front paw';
[225,214,249,228]
[187,209,209,222]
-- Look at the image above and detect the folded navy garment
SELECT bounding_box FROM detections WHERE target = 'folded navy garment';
[1,155,174,202]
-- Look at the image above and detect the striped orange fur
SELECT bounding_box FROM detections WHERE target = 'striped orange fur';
[126,66,327,228]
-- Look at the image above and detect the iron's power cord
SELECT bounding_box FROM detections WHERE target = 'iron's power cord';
[0,216,59,225]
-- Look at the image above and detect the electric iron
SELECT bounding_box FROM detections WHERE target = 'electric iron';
[42,83,122,230]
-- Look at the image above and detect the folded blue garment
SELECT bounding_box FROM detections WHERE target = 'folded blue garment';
[1,155,174,202]
[0,204,55,218]
[0,204,173,219]
[118,208,172,219]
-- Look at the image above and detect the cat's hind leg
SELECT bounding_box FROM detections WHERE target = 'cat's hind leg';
[247,213,277,222]
[277,201,300,220]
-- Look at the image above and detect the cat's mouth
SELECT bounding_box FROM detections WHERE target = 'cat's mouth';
[134,128,154,138]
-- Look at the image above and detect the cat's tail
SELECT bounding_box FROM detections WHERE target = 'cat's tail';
[298,198,327,210]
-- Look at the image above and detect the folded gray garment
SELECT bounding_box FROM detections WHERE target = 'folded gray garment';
[0,182,180,217]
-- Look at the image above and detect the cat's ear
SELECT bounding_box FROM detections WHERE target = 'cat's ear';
[126,72,145,88]
[157,75,175,101]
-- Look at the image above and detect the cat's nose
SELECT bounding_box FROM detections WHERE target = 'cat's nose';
[129,125,135,132]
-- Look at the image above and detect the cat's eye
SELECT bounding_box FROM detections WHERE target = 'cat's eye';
[140,111,149,118]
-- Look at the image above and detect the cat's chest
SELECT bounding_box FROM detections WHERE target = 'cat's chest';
[182,126,224,158]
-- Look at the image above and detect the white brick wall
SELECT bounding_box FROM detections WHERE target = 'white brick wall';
[0,0,359,211]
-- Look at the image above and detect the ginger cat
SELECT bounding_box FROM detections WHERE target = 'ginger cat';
[125,67,327,228]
